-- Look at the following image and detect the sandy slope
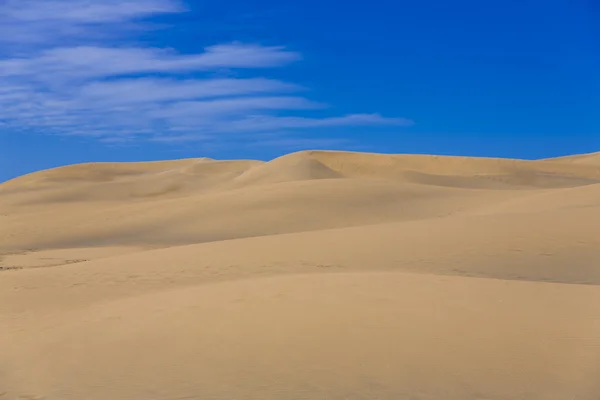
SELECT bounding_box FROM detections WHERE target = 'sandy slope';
[1,150,600,399]
[544,151,600,166]
[3,273,600,400]
[2,151,599,252]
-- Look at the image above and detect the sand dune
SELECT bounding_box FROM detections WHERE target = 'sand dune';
[3,273,600,400]
[544,151,600,166]
[1,150,600,399]
[2,151,599,252]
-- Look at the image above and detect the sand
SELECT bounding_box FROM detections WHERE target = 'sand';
[1,150,599,399]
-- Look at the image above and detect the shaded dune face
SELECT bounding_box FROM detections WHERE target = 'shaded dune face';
[1,150,600,400]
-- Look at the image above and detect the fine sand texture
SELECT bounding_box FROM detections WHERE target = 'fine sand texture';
[1,150,600,400]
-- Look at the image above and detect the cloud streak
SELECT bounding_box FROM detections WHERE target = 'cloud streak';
[79,78,303,105]
[3,0,183,23]
[0,0,183,45]
[0,0,413,144]
[0,44,302,81]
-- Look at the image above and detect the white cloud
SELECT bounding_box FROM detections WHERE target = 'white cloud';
[0,44,301,81]
[239,114,414,129]
[188,114,413,135]
[2,0,183,23]
[154,97,325,119]
[0,0,183,45]
[79,78,302,105]
[0,0,413,144]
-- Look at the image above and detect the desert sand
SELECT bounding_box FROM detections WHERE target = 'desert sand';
[1,150,600,400]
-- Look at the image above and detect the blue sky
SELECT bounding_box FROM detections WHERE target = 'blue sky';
[0,0,598,182]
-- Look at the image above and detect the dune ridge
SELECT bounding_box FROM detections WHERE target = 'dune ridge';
[2,150,599,252]
[1,149,599,400]
[543,151,600,165]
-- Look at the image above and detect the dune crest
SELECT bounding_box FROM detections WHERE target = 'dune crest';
[544,151,600,166]
[233,151,342,186]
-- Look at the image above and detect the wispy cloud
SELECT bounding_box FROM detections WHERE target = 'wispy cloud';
[79,78,302,105]
[3,0,183,23]
[0,44,301,81]
[0,0,413,144]
[0,0,183,45]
